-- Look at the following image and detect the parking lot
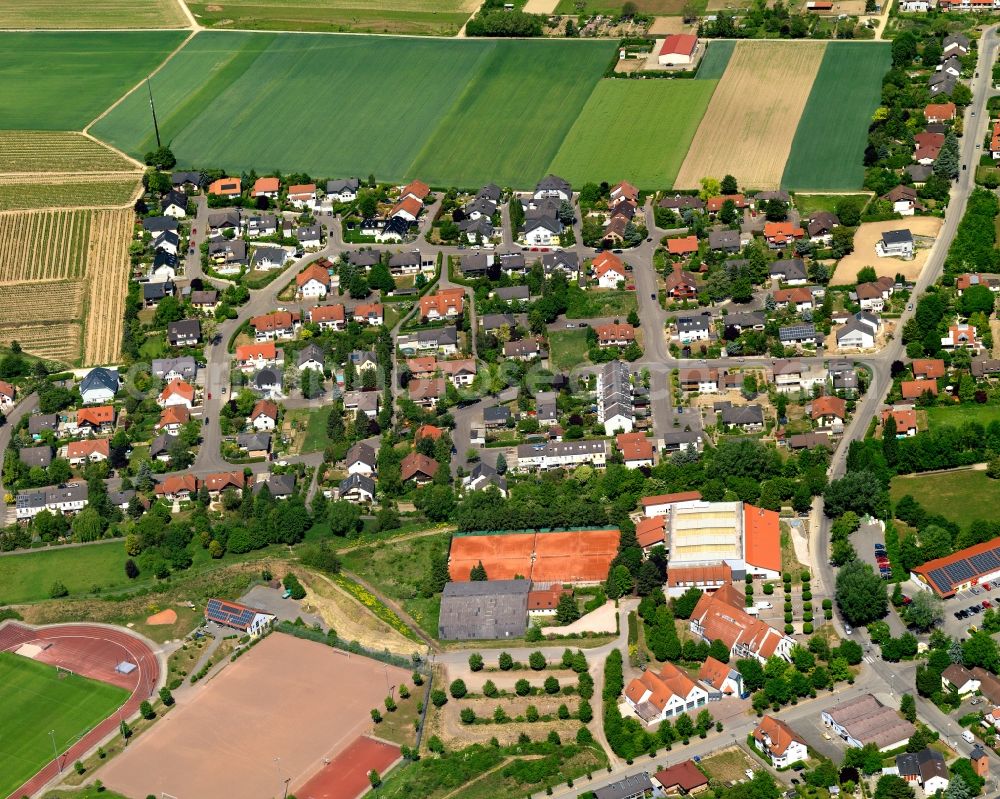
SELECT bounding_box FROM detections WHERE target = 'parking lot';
[941,583,1000,640]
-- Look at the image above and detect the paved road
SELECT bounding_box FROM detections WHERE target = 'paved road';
[0,392,39,525]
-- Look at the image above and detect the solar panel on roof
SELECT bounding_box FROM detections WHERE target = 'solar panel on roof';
[943,561,975,584]
[927,567,952,591]
[206,598,255,628]
[970,551,1000,573]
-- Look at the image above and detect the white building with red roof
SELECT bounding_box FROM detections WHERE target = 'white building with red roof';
[658,34,699,66]
[689,584,793,663]
[624,661,709,724]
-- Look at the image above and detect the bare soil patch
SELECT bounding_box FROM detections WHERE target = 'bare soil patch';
[675,40,826,190]
[831,216,942,285]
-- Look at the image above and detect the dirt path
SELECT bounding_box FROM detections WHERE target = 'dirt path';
[175,0,200,29]
[334,525,455,555]
[341,568,439,651]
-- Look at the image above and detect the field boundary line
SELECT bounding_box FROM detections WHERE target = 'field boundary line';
[174,0,200,30]
[83,29,199,136]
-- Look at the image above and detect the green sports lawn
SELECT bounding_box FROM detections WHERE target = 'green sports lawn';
[547,78,717,189]
[0,652,129,799]
[0,32,188,131]
[781,42,891,191]
[93,32,615,188]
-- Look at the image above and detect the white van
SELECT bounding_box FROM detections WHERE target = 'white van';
[963,730,975,744]
[755,601,773,609]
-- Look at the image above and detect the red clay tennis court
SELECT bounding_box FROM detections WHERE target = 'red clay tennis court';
[449,529,620,583]
[100,632,411,799]
[296,736,400,799]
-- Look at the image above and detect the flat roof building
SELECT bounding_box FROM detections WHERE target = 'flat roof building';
[437,580,530,640]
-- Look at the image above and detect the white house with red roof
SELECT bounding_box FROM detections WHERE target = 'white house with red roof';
[157,378,195,409]
[753,716,808,768]
[658,34,699,66]
[689,584,793,663]
[286,183,317,209]
[0,380,14,411]
[641,490,702,517]
[624,661,709,724]
[594,252,627,288]
[236,342,277,372]
[296,262,331,298]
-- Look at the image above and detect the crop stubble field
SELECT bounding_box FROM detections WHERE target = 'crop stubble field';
[674,40,827,190]
[0,132,138,173]
[0,174,141,211]
[782,42,891,190]
[0,0,187,29]
[186,0,477,35]
[549,79,718,189]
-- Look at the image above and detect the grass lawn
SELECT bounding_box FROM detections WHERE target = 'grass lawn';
[0,542,128,605]
[925,403,1000,429]
[548,328,590,371]
[565,285,638,318]
[548,78,717,189]
[94,33,614,189]
[375,683,421,747]
[187,0,473,35]
[696,40,735,80]
[0,652,129,799]
[890,468,1000,529]
[793,192,870,217]
[782,42,891,191]
[286,406,332,454]
[0,32,188,130]
[339,532,452,639]
[0,0,186,28]
[139,332,168,360]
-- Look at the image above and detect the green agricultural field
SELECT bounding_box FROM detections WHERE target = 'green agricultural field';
[696,39,735,80]
[0,652,129,799]
[403,39,614,188]
[554,0,693,12]
[548,79,716,189]
[0,32,188,131]
[0,0,187,28]
[0,542,127,605]
[891,468,1000,529]
[186,0,473,35]
[782,42,891,191]
[93,32,614,188]
[0,132,138,173]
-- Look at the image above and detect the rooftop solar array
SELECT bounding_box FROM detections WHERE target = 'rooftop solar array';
[922,543,1000,594]
[206,598,256,629]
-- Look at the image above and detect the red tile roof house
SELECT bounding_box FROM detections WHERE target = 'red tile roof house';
[653,761,710,796]
[900,379,938,400]
[401,451,439,485]
[706,194,747,213]
[924,102,956,123]
[616,432,654,468]
[610,180,639,208]
[157,378,195,409]
[773,286,814,313]
[207,177,241,197]
[912,358,945,380]
[252,176,280,198]
[155,474,199,501]
[250,399,279,431]
[156,404,190,435]
[636,515,667,550]
[992,121,1000,160]
[352,302,384,326]
[286,183,317,208]
[390,195,423,222]
[66,438,110,466]
[593,252,628,288]
[640,490,702,517]
[666,236,699,258]
[624,661,709,723]
[400,180,431,203]
[882,407,918,437]
[665,263,699,298]
[689,583,794,663]
[527,586,569,617]
[295,262,331,298]
[752,715,809,768]
[203,471,246,497]
[75,405,115,434]
[697,656,743,698]
[595,322,635,347]
[308,303,346,331]
[956,272,1000,293]
[236,341,277,371]
[810,394,847,430]
[408,377,448,408]
[420,288,465,321]
[250,311,300,341]
[941,323,979,351]
[657,33,699,66]
[0,379,15,410]
[764,221,805,248]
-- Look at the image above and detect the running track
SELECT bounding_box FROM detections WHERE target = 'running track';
[0,622,160,799]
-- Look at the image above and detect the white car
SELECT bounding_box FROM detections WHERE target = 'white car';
[745,770,755,780]
[755,601,773,610]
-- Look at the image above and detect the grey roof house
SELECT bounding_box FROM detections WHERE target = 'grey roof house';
[438,580,530,640]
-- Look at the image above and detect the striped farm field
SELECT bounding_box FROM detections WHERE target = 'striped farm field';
[0,0,188,28]
[674,40,827,191]
[83,208,133,365]
[0,322,83,363]
[0,210,92,284]
[0,132,138,173]
[782,42,891,191]
[0,174,140,210]
[0,281,86,323]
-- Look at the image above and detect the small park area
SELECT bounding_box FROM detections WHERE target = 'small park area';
[890,468,1000,529]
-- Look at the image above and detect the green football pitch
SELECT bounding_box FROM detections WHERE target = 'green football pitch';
[0,652,128,799]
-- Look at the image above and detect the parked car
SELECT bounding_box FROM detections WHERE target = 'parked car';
[972,587,981,595]
[984,600,992,609]
[902,596,912,605]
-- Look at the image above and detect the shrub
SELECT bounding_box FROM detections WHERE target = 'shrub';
[801,571,811,583]
[802,590,812,601]
[526,705,539,722]
[75,761,85,775]
[544,676,560,694]
[529,651,546,670]
[783,573,792,583]
[385,696,397,712]
[371,708,382,723]
[469,653,484,671]
[803,622,814,633]
[784,601,793,613]
[515,678,530,696]
[499,652,514,670]
[494,706,509,723]
[803,612,813,623]
[399,684,410,699]
[460,708,476,724]
[785,612,793,624]
[450,679,467,699]
[785,624,794,634]
[825,610,833,620]
[431,689,447,707]
[558,703,570,719]
[50,581,69,598]
[822,598,833,610]
[803,602,813,612]
[484,679,498,697]
[763,583,774,595]
[413,671,424,685]
[139,700,154,720]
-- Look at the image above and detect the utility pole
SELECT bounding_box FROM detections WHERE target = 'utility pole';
[147,79,162,149]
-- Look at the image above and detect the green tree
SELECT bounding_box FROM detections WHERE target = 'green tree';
[468,653,484,672]
[555,593,581,624]
[836,560,888,626]
[449,678,467,699]
[900,693,916,723]
[529,651,546,670]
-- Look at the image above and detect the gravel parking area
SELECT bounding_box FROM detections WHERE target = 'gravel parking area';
[241,584,324,628]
